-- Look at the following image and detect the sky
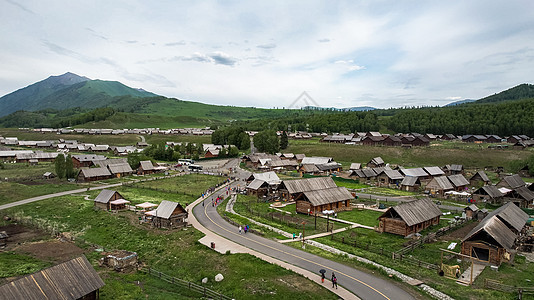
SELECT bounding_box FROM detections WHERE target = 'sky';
[1,1,534,109]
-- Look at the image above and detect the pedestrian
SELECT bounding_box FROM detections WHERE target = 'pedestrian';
[331,273,335,288]
[239,226,242,234]
[292,233,296,240]
[333,275,337,289]
[321,272,325,283]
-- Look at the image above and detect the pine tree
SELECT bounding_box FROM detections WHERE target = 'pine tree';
[280,131,288,149]
[55,154,66,179]
[65,154,75,179]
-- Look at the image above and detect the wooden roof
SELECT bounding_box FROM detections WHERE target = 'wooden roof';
[72,154,106,162]
[94,189,122,204]
[302,187,353,206]
[447,174,469,187]
[108,163,133,174]
[301,164,320,173]
[429,176,454,190]
[349,163,362,170]
[401,176,420,186]
[80,167,111,178]
[400,167,427,177]
[380,170,404,180]
[150,200,184,219]
[250,171,280,184]
[470,171,490,182]
[474,186,504,198]
[0,256,104,300]
[247,179,268,190]
[281,177,337,194]
[140,160,155,171]
[370,157,384,165]
[512,186,534,202]
[424,166,445,176]
[380,198,441,227]
[499,174,526,189]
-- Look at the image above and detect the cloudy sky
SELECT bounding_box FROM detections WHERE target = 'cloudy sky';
[1,1,534,109]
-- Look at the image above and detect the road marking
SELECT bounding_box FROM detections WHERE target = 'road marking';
[202,197,391,300]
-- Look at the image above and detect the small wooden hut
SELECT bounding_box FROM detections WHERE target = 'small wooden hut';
[469,171,491,187]
[77,167,112,182]
[378,198,441,237]
[94,189,129,210]
[145,200,188,229]
[138,160,156,175]
[295,187,353,214]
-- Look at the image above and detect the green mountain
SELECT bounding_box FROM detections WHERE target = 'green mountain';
[0,72,158,117]
[476,83,534,104]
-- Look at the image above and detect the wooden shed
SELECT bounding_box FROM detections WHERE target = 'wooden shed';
[295,187,353,214]
[461,202,529,265]
[367,157,385,168]
[472,185,505,203]
[464,204,479,220]
[496,174,526,189]
[400,176,421,192]
[145,200,188,229]
[108,163,133,178]
[77,167,112,182]
[246,179,270,197]
[447,174,470,192]
[425,176,454,197]
[138,160,156,175]
[278,177,338,201]
[469,171,491,188]
[0,256,104,300]
[376,169,404,187]
[377,198,441,237]
[72,154,107,168]
[94,189,129,210]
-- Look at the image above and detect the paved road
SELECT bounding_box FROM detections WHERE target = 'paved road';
[194,160,415,300]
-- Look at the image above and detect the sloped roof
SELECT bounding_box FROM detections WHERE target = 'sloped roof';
[370,157,384,165]
[400,167,428,177]
[72,154,107,162]
[269,160,298,168]
[466,204,479,212]
[430,176,454,190]
[381,198,441,226]
[462,217,516,250]
[80,167,111,178]
[361,168,377,178]
[501,174,526,189]
[108,163,133,174]
[301,164,320,173]
[252,171,280,184]
[424,166,445,176]
[247,179,268,190]
[448,174,470,187]
[316,162,342,171]
[301,157,333,165]
[295,154,306,160]
[140,160,155,171]
[381,170,404,180]
[282,177,337,194]
[94,189,121,204]
[513,186,534,202]
[349,163,362,170]
[150,200,183,219]
[486,202,529,233]
[470,171,490,183]
[474,186,504,198]
[0,256,104,300]
[302,187,353,206]
[401,176,419,186]
[94,158,128,167]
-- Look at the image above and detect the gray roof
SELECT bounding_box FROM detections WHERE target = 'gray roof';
[301,157,333,165]
[361,168,377,178]
[0,256,104,300]
[73,154,107,162]
[301,164,320,173]
[316,162,342,171]
[94,189,121,204]
[447,174,470,187]
[94,158,128,167]
[252,171,280,184]
[400,167,428,177]
[140,160,155,171]
[470,171,490,183]
[501,174,526,189]
[108,163,133,174]
[80,167,111,178]
[381,170,404,180]
[430,176,454,190]
[513,186,534,202]
[382,198,442,226]
[152,200,183,219]
[401,176,419,186]
[424,166,445,176]
[302,187,353,206]
[474,186,504,198]
[247,179,267,190]
[282,177,337,194]
[449,164,463,172]
[370,157,384,165]
[349,163,362,170]
[269,160,299,168]
[462,202,528,249]
[466,204,479,212]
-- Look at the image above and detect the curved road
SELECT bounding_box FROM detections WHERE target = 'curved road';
[194,161,415,300]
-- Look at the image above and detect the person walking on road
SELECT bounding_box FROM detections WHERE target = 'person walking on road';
[331,272,336,288]
[239,226,242,234]
[321,272,325,283]
[332,275,338,289]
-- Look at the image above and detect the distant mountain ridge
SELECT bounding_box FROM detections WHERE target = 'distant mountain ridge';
[475,83,534,104]
[0,72,158,117]
[443,99,475,107]
[303,106,376,111]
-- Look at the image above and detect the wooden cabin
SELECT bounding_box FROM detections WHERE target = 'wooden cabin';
[448,174,470,192]
[0,256,104,300]
[503,187,534,208]
[377,198,441,237]
[246,179,270,197]
[376,169,404,188]
[464,204,479,220]
[77,167,112,182]
[367,157,385,168]
[461,202,528,265]
[469,171,491,188]
[108,163,133,178]
[277,177,338,201]
[425,176,454,197]
[94,189,129,210]
[496,174,526,189]
[72,154,107,168]
[471,185,504,204]
[138,160,156,175]
[295,187,353,215]
[145,200,188,229]
[400,176,421,192]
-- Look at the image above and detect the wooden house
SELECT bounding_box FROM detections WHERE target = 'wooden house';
[268,159,298,171]
[376,169,404,187]
[464,204,479,220]
[485,135,503,143]
[424,133,438,140]
[145,200,188,229]
[503,187,534,208]
[350,168,377,184]
[246,179,270,197]
[295,154,306,163]
[382,136,402,146]
[72,154,107,168]
[377,198,441,237]
[507,135,522,144]
[204,148,220,158]
[496,174,526,189]
[425,176,454,197]
[315,162,342,174]
[424,166,445,178]
[108,163,133,178]
[462,135,487,143]
[349,163,362,170]
[278,177,338,201]
[0,256,104,300]
[443,164,464,175]
[367,157,385,168]
[399,167,430,182]
[246,171,280,185]
[94,189,129,210]
[469,171,491,187]
[447,174,470,192]
[77,167,112,182]
[295,187,353,214]
[300,164,321,176]
[461,202,528,265]
[471,185,504,203]
[440,134,457,140]
[400,176,421,192]
[410,136,430,147]
[138,160,156,175]
[361,136,385,146]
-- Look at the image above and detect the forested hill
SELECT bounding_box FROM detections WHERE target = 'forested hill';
[476,83,534,104]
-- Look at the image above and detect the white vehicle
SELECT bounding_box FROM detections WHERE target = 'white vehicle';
[178,159,194,166]
[188,164,203,172]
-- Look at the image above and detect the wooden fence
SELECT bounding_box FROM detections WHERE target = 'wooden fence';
[484,279,534,299]
[139,267,233,300]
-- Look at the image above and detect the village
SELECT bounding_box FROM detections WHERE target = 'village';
[0,129,533,300]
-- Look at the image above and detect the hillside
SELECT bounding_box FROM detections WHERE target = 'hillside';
[0,73,157,117]
[476,83,534,104]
